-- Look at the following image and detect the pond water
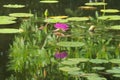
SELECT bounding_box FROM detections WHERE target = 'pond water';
[0,0,120,80]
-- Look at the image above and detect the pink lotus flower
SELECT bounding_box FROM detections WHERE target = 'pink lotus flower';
[54,23,69,31]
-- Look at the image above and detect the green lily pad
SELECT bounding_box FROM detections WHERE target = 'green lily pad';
[44,18,68,23]
[108,25,120,30]
[59,66,80,72]
[92,67,105,70]
[98,15,120,20]
[68,71,84,76]
[9,13,33,18]
[0,16,17,20]
[87,76,106,80]
[68,58,89,63]
[112,67,120,70]
[61,60,80,65]
[83,73,99,78]
[0,28,22,34]
[100,9,119,13]
[57,42,85,47]
[89,59,108,64]
[3,4,25,8]
[106,69,120,74]
[40,0,59,3]
[67,17,89,21]
[0,20,16,25]
[85,2,107,6]
[109,59,120,64]
[113,74,120,78]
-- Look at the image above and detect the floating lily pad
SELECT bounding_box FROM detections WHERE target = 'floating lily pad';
[59,66,80,72]
[68,71,84,76]
[0,16,17,20]
[40,0,59,3]
[67,17,89,21]
[108,25,120,30]
[79,6,97,10]
[0,20,16,25]
[85,2,107,6]
[112,67,120,70]
[92,67,105,70]
[68,58,89,63]
[57,42,85,47]
[100,9,119,13]
[89,59,108,64]
[49,16,68,19]
[3,4,25,8]
[109,59,120,64]
[61,60,80,65]
[87,76,106,80]
[113,74,120,78]
[98,15,120,20]
[44,18,68,23]
[0,28,22,34]
[83,73,99,78]
[106,69,120,74]
[9,13,33,18]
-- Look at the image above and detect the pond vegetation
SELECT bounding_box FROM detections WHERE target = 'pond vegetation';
[0,0,120,80]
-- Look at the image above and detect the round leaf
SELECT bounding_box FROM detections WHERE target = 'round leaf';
[57,41,85,47]
[85,2,107,6]
[108,25,120,30]
[3,4,25,8]
[44,18,68,23]
[68,58,89,63]
[89,59,108,64]
[59,66,80,72]
[0,28,22,34]
[67,17,89,22]
[92,67,105,70]
[106,69,120,74]
[40,0,58,3]
[0,20,16,25]
[61,60,80,65]
[98,15,120,20]
[100,9,119,13]
[0,16,16,20]
[109,59,120,64]
[9,13,33,18]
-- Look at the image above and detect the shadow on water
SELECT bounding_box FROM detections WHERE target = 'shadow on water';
[0,21,21,80]
[0,34,15,80]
